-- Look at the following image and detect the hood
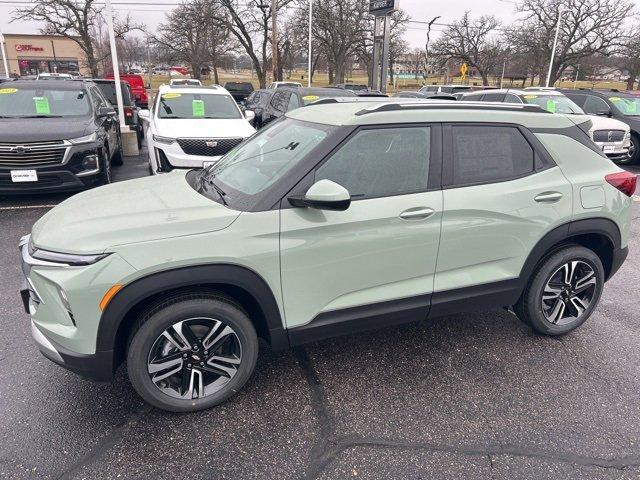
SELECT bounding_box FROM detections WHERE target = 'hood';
[0,117,93,143]
[588,115,630,132]
[154,118,255,139]
[31,172,240,254]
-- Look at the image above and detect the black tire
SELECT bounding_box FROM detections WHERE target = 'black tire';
[625,133,640,165]
[111,138,124,166]
[515,245,604,336]
[100,148,112,185]
[136,129,142,150]
[139,120,145,139]
[127,293,259,413]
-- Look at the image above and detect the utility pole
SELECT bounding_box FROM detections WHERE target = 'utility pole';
[546,4,565,87]
[271,0,278,83]
[307,0,312,87]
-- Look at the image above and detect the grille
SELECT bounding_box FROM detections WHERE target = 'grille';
[177,138,243,157]
[0,141,67,167]
[592,130,625,143]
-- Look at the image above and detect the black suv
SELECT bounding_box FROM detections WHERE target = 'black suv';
[0,80,122,194]
[92,79,143,149]
[560,89,640,164]
[243,89,274,128]
[260,87,356,126]
[224,81,255,104]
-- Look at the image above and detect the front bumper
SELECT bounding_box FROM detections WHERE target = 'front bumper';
[30,319,114,381]
[595,140,630,161]
[0,144,103,194]
[150,143,223,172]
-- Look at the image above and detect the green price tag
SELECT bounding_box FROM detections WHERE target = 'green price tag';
[192,99,205,117]
[546,100,556,113]
[627,102,637,114]
[33,96,50,115]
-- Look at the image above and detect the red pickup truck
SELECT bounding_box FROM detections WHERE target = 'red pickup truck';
[106,73,149,108]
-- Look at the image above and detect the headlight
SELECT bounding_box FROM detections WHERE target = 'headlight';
[30,245,110,266]
[153,134,175,145]
[69,132,98,144]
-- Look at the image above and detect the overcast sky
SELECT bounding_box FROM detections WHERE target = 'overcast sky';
[0,0,635,48]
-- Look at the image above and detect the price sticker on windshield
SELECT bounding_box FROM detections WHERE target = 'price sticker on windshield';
[546,100,556,113]
[0,88,18,94]
[192,99,205,117]
[33,96,51,115]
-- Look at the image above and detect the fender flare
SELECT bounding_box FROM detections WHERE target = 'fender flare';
[96,263,287,356]
[518,217,621,283]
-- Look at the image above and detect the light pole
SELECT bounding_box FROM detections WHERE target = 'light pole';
[104,0,126,128]
[545,4,565,87]
[0,31,9,79]
[307,0,312,87]
[271,0,278,83]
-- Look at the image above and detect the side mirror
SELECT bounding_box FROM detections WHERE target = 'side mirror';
[288,179,351,211]
[98,106,116,118]
[596,109,612,117]
[244,110,256,122]
[138,109,150,120]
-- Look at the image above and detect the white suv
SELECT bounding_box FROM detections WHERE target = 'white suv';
[141,85,255,173]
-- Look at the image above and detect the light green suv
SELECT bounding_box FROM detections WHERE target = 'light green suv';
[19,101,635,412]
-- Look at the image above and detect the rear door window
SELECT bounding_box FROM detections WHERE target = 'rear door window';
[449,125,536,186]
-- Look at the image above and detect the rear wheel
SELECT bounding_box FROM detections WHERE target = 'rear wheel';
[127,294,259,412]
[515,245,604,335]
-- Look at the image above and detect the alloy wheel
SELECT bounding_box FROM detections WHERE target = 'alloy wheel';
[147,317,242,399]
[541,260,597,326]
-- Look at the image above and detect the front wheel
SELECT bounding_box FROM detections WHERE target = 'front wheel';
[127,294,259,412]
[515,245,604,336]
[625,133,640,165]
[100,149,112,184]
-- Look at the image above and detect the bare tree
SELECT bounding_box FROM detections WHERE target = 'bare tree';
[510,0,633,86]
[613,27,640,90]
[431,12,503,86]
[12,0,142,77]
[213,0,295,88]
[153,0,230,81]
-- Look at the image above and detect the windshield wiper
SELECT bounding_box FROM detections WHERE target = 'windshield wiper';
[209,180,228,206]
[194,170,228,205]
[20,115,64,118]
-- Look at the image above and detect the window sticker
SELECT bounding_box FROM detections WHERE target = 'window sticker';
[523,94,537,99]
[192,99,205,117]
[33,96,51,114]
[302,95,319,102]
[546,100,556,113]
[609,97,621,101]
[161,93,181,99]
[0,88,18,94]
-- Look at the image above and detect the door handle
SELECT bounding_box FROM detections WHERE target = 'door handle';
[534,191,563,203]
[399,207,436,220]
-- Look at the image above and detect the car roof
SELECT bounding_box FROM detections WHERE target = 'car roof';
[158,84,228,95]
[286,100,578,129]
[8,79,89,90]
[282,86,357,96]
[462,88,566,97]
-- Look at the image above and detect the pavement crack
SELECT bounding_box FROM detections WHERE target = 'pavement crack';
[54,405,151,480]
[294,347,343,480]
[332,435,640,471]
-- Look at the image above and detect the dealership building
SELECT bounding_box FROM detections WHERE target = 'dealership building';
[2,34,89,77]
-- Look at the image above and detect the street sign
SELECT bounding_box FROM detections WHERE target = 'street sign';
[369,0,397,16]
[460,62,468,80]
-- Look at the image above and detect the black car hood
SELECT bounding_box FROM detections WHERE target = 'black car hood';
[0,117,93,143]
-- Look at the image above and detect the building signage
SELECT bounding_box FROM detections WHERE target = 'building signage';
[15,44,45,52]
[369,0,397,15]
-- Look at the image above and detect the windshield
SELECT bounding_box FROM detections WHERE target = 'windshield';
[157,92,241,119]
[609,96,640,116]
[0,86,91,117]
[203,118,335,196]
[522,94,583,114]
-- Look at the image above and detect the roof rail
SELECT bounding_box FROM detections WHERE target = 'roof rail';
[354,102,546,116]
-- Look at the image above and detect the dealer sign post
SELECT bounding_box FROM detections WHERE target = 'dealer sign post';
[369,0,397,94]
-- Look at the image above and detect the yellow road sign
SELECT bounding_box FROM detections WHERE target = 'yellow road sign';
[460,63,468,80]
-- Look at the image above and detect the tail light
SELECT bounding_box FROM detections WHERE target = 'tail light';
[605,171,637,197]
[124,106,133,118]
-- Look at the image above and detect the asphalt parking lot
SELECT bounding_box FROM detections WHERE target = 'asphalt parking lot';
[1,149,640,480]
